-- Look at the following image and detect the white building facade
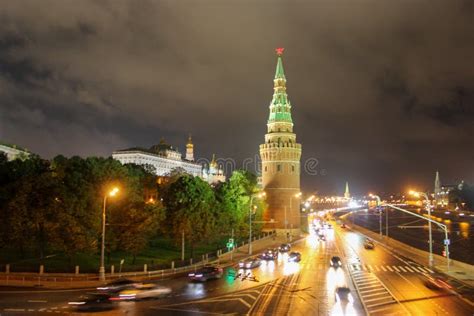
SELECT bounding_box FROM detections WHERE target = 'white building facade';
[0,143,30,161]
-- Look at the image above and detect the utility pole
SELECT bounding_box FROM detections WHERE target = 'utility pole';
[230,228,234,261]
[181,230,185,261]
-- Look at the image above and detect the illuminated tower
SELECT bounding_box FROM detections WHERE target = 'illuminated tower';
[344,182,350,199]
[185,134,194,161]
[434,171,441,204]
[259,48,302,235]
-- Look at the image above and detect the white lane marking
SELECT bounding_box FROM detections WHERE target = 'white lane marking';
[373,265,380,272]
[386,266,393,272]
[404,266,414,272]
[392,266,400,272]
[28,309,35,312]
[425,267,434,273]
[410,266,423,273]
[367,264,373,271]
[4,309,26,312]
[27,300,47,303]
[398,266,407,272]
[380,266,387,272]
[417,267,429,273]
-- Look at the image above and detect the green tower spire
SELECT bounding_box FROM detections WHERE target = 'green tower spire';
[268,48,293,125]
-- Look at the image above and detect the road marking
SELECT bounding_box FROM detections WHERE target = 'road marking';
[380,266,387,272]
[386,266,393,272]
[4,309,26,312]
[373,265,380,272]
[404,266,414,272]
[398,266,407,272]
[425,267,434,273]
[392,266,400,272]
[27,300,47,303]
[367,264,373,271]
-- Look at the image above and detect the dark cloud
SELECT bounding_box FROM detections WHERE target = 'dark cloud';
[0,0,473,194]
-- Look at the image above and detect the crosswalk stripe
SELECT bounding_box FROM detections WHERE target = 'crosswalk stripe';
[386,266,393,272]
[392,266,400,272]
[417,267,429,273]
[380,266,387,272]
[410,266,422,273]
[405,266,414,272]
[425,267,434,273]
[398,266,407,272]
[367,264,373,271]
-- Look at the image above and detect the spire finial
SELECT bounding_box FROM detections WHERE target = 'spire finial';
[275,47,284,56]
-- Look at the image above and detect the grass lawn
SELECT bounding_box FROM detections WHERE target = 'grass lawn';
[0,235,237,273]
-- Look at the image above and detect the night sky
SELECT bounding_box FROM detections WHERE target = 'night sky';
[1,1,473,195]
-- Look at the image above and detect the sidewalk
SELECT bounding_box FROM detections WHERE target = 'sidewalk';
[0,234,293,289]
[341,218,474,288]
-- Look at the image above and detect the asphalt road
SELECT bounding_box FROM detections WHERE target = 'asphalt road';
[1,219,473,315]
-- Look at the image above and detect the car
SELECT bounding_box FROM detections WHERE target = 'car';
[97,278,136,293]
[68,293,115,312]
[239,258,261,269]
[261,249,278,260]
[188,266,224,282]
[335,286,353,303]
[423,273,452,290]
[115,283,172,300]
[364,239,375,249]
[330,256,342,268]
[279,243,291,252]
[288,252,301,262]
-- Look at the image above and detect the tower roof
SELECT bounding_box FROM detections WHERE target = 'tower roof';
[268,48,293,125]
[275,48,286,80]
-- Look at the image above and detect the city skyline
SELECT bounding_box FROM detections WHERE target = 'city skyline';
[1,1,473,194]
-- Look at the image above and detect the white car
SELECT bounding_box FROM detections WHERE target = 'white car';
[117,283,171,300]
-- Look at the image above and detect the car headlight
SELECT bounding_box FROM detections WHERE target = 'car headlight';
[188,273,195,277]
[239,262,244,267]
[246,263,252,268]
[195,274,203,278]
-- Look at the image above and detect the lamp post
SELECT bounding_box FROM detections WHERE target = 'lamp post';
[410,190,433,267]
[99,187,119,281]
[369,194,383,237]
[249,192,266,255]
[289,192,302,242]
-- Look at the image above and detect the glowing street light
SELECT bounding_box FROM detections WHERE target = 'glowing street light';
[99,187,119,281]
[249,192,266,255]
[409,190,434,267]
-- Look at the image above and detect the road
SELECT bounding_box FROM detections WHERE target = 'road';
[1,219,473,315]
[347,207,474,264]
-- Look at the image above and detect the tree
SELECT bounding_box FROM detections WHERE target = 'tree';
[163,175,216,257]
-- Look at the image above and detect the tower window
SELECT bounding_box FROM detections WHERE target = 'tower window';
[292,165,295,172]
[277,164,281,172]
[264,166,267,172]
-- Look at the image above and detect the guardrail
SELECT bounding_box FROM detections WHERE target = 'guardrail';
[0,232,276,286]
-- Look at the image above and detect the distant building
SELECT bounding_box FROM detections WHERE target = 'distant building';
[112,137,225,185]
[433,171,465,208]
[344,182,351,199]
[202,154,226,184]
[0,143,30,161]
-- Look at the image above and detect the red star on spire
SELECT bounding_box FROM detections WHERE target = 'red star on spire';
[275,47,285,56]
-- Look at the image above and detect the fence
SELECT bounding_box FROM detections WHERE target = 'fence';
[0,231,275,285]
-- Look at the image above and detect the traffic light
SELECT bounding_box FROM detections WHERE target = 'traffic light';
[442,250,446,257]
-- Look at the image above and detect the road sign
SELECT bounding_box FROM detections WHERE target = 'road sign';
[444,239,450,245]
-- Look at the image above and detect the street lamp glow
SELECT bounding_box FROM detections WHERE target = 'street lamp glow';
[295,192,302,198]
[109,187,119,197]
[409,190,420,198]
[99,186,120,281]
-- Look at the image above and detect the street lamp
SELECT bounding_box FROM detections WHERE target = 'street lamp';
[409,190,433,267]
[249,192,266,255]
[99,187,119,281]
[288,192,302,242]
[369,193,384,237]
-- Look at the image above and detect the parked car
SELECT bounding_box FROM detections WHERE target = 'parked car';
[330,256,342,268]
[68,293,115,312]
[239,257,262,269]
[335,286,353,303]
[261,248,278,260]
[279,243,291,252]
[364,239,375,249]
[115,283,171,300]
[188,266,224,282]
[288,252,301,262]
